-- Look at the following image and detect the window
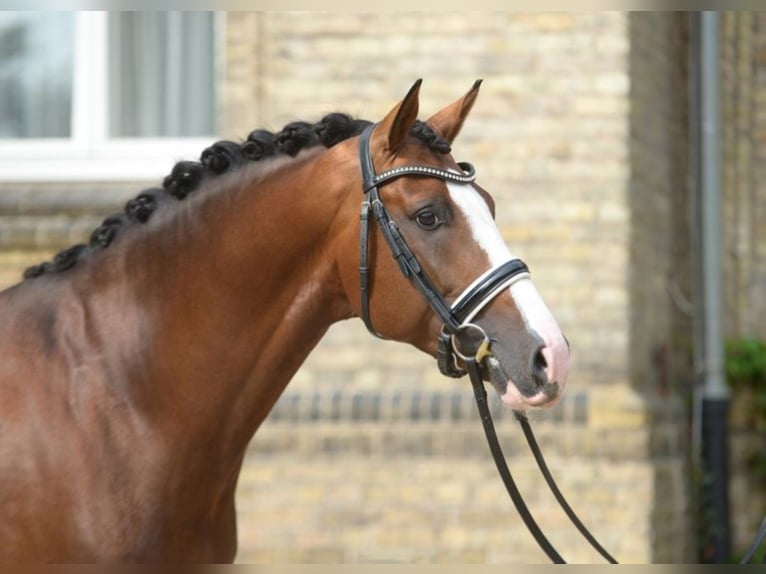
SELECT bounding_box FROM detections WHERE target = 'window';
[0,13,74,139]
[0,12,220,182]
[108,12,217,138]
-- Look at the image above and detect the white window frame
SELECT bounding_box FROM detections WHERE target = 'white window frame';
[0,12,222,183]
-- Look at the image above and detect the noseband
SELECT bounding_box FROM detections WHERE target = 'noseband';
[357,124,530,377]
[356,124,617,564]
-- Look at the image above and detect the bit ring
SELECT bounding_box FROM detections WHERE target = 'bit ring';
[451,323,492,363]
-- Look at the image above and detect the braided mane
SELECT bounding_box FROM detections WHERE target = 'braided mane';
[23,115,451,280]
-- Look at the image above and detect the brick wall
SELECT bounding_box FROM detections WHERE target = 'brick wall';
[0,183,141,287]
[238,416,653,563]
[721,11,766,557]
[722,12,764,340]
[627,13,694,562]
[3,11,763,564]
[754,14,766,338]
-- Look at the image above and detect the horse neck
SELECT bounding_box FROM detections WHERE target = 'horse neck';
[104,149,356,460]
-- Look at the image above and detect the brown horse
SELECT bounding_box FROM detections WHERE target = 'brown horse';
[0,81,570,562]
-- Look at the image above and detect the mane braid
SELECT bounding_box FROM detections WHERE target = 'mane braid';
[23,114,449,280]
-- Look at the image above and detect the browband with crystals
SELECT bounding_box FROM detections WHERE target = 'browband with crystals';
[365,162,476,192]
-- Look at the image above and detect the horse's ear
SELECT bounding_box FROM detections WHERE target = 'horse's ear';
[372,79,422,157]
[425,79,482,144]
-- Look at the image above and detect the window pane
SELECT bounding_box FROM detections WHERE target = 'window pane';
[0,13,73,138]
[108,12,217,138]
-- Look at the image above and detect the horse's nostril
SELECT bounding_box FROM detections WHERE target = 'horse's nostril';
[532,346,548,385]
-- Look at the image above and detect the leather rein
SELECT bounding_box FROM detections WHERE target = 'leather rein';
[357,124,617,564]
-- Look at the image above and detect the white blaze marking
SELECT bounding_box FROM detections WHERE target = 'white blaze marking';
[446,182,570,392]
[445,183,518,266]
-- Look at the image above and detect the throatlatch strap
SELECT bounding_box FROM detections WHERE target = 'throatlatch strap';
[358,199,381,337]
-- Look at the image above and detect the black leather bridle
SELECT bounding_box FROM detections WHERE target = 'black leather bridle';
[358,125,531,378]
[357,123,617,564]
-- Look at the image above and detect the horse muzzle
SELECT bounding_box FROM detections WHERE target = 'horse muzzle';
[485,353,565,411]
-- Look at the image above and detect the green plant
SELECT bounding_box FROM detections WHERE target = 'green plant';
[725,337,766,482]
[723,338,766,564]
[725,338,766,392]
[726,338,766,429]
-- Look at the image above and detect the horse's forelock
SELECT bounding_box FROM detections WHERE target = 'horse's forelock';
[412,120,451,154]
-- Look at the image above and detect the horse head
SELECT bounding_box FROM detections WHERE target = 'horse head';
[333,80,570,410]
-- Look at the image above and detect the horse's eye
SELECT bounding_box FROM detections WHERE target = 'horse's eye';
[415,210,440,230]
